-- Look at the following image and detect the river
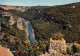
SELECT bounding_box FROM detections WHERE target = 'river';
[23,19,36,44]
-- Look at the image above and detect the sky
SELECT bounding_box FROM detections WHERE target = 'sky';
[0,0,80,6]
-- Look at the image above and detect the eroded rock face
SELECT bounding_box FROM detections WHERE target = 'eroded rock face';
[23,19,30,43]
[39,38,67,56]
[9,16,30,43]
[48,38,67,56]
[1,11,34,43]
[17,17,24,30]
[9,16,15,25]
[0,46,14,56]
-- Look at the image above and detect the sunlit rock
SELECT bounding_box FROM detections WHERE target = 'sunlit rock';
[9,16,15,25]
[49,38,67,56]
[0,46,14,56]
[17,17,24,30]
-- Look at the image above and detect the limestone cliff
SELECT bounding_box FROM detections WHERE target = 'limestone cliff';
[9,16,15,26]
[39,38,67,56]
[1,11,30,43]
[48,38,67,56]
[10,17,30,43]
[17,17,24,30]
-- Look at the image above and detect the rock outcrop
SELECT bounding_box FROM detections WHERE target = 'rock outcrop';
[17,17,24,30]
[39,38,67,56]
[9,16,15,25]
[0,46,14,56]
[0,11,37,43]
[23,19,30,43]
[39,52,51,56]
[1,11,30,43]
[48,38,67,56]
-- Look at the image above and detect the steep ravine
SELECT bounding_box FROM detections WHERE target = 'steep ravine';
[23,19,37,43]
[6,15,37,43]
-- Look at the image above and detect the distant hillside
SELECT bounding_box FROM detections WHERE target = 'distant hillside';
[30,2,80,43]
[0,5,32,12]
[41,2,80,43]
[0,4,51,12]
[1,2,80,43]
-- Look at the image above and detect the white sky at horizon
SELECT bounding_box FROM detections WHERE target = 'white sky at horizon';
[0,0,80,6]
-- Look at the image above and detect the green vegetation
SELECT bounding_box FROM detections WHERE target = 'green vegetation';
[31,20,61,41]
[72,43,80,53]
[13,41,49,56]
[67,46,72,54]
[52,31,64,40]
[0,2,80,56]
[67,43,80,54]
[7,2,80,43]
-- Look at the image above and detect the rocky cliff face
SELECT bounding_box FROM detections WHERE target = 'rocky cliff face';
[39,38,67,56]
[1,11,34,43]
[17,17,24,30]
[4,12,30,43]
[48,38,67,56]
[0,11,30,55]
[0,11,30,42]
[9,16,15,26]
